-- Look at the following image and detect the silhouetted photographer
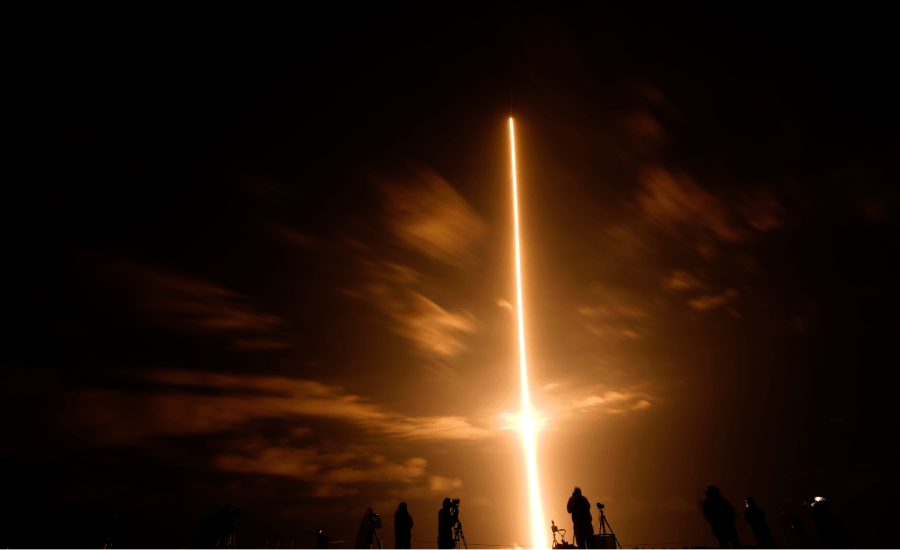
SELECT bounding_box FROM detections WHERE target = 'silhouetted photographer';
[566,487,593,549]
[438,498,465,549]
[744,497,777,549]
[356,507,383,549]
[702,486,741,549]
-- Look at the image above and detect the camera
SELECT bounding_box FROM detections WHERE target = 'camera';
[371,512,380,519]
[450,499,460,507]
[596,503,604,509]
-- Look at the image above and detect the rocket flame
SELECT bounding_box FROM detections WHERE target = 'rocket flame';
[510,117,547,549]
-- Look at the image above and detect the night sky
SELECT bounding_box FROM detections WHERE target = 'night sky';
[4,6,899,549]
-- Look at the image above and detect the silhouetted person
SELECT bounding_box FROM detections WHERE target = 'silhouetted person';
[810,499,852,549]
[744,497,777,548]
[394,502,413,549]
[567,487,593,549]
[438,498,455,549]
[702,486,741,549]
[356,507,382,549]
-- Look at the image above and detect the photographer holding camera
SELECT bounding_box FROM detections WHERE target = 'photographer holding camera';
[355,507,383,549]
[567,487,593,549]
[437,498,458,549]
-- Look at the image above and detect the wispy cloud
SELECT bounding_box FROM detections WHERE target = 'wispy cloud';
[494,385,655,431]
[381,168,487,267]
[395,293,476,358]
[688,289,738,311]
[429,476,463,492]
[578,281,648,339]
[216,447,428,484]
[115,263,292,350]
[352,259,477,360]
[662,270,706,291]
[738,187,786,232]
[571,390,653,413]
[639,168,742,243]
[70,369,491,445]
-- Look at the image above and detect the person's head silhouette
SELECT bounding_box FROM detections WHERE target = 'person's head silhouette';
[705,485,722,499]
[443,498,452,509]
[573,487,582,497]
[746,497,756,508]
[397,502,408,513]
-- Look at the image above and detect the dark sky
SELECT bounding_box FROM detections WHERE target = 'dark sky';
[4,5,899,549]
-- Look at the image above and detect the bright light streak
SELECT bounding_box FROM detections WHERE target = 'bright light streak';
[510,117,546,549]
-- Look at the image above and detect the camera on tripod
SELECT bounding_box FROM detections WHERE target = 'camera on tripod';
[594,503,618,549]
[449,499,461,516]
[549,520,573,549]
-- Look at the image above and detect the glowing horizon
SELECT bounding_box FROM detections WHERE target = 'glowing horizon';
[509,117,546,549]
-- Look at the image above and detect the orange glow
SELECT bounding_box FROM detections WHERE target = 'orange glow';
[510,117,546,549]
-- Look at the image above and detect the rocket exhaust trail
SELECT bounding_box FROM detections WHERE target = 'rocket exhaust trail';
[509,117,546,549]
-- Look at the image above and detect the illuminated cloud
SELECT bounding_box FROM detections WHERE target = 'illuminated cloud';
[574,391,630,410]
[215,444,428,485]
[578,282,647,339]
[312,485,359,497]
[354,260,477,359]
[639,168,742,243]
[688,289,738,311]
[395,293,476,358]
[382,168,487,267]
[115,263,292,349]
[492,385,655,435]
[738,188,785,232]
[662,270,706,291]
[429,476,463,492]
[70,369,491,444]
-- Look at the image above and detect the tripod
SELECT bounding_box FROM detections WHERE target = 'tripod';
[550,520,571,549]
[453,519,468,549]
[368,520,383,549]
[218,517,236,549]
[596,506,622,549]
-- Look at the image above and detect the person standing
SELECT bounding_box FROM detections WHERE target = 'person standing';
[394,502,413,549]
[702,486,741,549]
[566,487,594,549]
[744,497,777,548]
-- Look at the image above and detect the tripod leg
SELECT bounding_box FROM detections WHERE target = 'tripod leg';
[602,515,621,549]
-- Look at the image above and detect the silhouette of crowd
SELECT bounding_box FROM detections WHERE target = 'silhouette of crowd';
[181,486,854,549]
